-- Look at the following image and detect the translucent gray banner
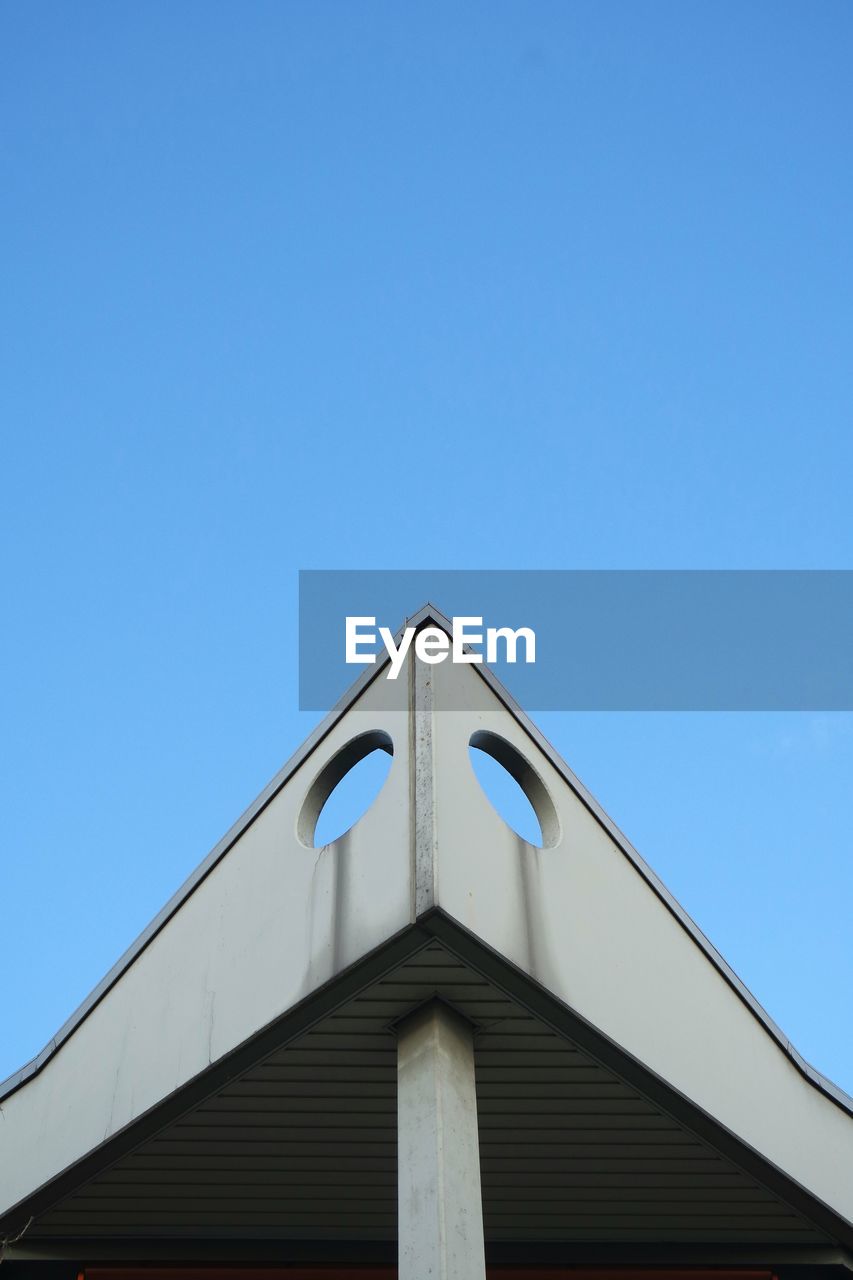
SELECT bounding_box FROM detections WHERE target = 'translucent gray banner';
[298,570,853,711]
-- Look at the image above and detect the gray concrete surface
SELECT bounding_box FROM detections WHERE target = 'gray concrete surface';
[397,1000,486,1280]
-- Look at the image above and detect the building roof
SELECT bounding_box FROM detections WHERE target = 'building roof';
[2,607,852,1269]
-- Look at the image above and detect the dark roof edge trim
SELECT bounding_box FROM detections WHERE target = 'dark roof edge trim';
[6,1240,852,1269]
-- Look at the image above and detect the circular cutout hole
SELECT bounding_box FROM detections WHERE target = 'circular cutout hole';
[468,731,559,849]
[299,731,394,848]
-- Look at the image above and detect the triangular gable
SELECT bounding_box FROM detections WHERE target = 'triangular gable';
[2,607,852,1250]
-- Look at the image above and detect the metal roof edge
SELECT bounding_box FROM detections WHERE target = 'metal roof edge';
[6,1240,851,1271]
[4,1242,851,1272]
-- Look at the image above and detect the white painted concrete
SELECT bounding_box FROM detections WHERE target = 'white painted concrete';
[397,1001,487,1280]
[2,611,852,1237]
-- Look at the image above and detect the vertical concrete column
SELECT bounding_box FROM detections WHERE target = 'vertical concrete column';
[410,645,437,919]
[396,1000,487,1280]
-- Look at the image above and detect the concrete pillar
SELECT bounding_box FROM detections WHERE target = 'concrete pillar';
[396,1000,487,1280]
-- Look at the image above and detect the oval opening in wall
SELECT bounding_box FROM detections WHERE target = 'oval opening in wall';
[468,731,559,849]
[300,730,394,848]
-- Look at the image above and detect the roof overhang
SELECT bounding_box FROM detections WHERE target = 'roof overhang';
[3,912,852,1265]
[2,610,852,1266]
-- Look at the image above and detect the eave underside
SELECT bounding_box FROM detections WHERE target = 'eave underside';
[6,928,841,1259]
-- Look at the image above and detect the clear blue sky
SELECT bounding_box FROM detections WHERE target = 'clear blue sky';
[2,2,852,1094]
